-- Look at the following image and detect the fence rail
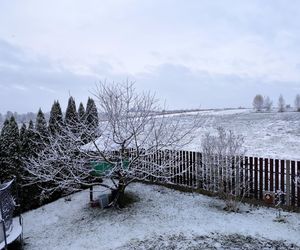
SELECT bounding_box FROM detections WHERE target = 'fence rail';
[139,150,300,208]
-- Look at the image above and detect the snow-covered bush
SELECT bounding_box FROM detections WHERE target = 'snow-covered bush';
[201,127,246,212]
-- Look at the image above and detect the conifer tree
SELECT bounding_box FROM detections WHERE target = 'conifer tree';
[49,100,63,135]
[85,97,98,142]
[78,102,85,123]
[65,97,79,133]
[35,108,49,148]
[0,117,20,181]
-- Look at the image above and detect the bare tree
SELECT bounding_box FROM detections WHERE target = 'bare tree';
[294,94,300,112]
[252,94,264,112]
[278,94,285,112]
[24,81,201,207]
[263,96,273,111]
[201,127,246,212]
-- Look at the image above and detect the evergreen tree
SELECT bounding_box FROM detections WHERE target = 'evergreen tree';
[65,97,79,133]
[83,98,98,142]
[49,100,63,135]
[35,108,49,147]
[78,102,86,123]
[0,116,20,181]
[19,123,27,151]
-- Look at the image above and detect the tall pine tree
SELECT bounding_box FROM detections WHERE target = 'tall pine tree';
[35,108,49,148]
[78,102,85,124]
[0,116,20,181]
[85,97,98,142]
[49,100,63,135]
[65,97,79,133]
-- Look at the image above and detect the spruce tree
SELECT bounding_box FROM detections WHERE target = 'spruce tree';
[86,97,99,141]
[49,100,63,135]
[78,102,85,124]
[35,108,49,148]
[65,97,79,133]
[0,117,20,181]
[19,123,27,153]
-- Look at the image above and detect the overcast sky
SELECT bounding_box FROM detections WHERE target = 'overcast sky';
[0,0,300,113]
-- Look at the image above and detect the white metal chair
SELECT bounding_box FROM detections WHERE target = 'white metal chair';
[0,178,23,250]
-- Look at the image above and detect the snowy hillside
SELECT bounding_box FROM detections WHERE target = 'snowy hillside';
[23,183,300,250]
[179,109,300,160]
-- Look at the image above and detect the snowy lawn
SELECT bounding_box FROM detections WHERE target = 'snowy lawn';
[23,182,300,249]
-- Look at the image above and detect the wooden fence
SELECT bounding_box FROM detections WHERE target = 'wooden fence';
[140,150,300,208]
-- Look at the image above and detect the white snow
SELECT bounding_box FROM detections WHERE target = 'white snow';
[23,182,300,250]
[182,109,300,160]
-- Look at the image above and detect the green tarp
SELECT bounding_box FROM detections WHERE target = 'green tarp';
[90,160,130,176]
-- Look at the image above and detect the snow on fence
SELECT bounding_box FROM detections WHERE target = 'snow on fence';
[136,150,300,208]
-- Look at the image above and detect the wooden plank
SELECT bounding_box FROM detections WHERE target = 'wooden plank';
[182,151,186,186]
[297,161,300,207]
[198,152,203,189]
[249,157,254,197]
[244,156,249,197]
[240,156,244,196]
[231,156,236,195]
[286,160,291,206]
[291,161,296,206]
[259,158,263,200]
[254,157,258,199]
[281,160,285,193]
[270,159,274,192]
[275,159,279,192]
[264,158,269,191]
[192,151,195,187]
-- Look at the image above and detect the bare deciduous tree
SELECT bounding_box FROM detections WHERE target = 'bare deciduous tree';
[253,95,264,112]
[278,94,285,112]
[263,96,273,111]
[25,81,201,207]
[294,94,300,112]
[201,127,246,212]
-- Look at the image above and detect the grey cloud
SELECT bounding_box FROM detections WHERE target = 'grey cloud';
[136,63,300,109]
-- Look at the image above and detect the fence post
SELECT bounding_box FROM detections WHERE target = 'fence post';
[297,161,300,207]
[291,161,296,206]
[286,160,291,206]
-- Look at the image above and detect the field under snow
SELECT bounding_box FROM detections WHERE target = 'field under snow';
[180,109,300,160]
[23,182,300,250]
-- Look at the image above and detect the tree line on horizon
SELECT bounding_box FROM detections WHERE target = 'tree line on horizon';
[252,94,300,112]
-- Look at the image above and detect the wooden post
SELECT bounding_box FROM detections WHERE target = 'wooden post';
[259,158,263,200]
[297,161,300,207]
[264,158,269,191]
[254,157,258,199]
[291,161,296,206]
[90,186,93,202]
[275,159,279,192]
[270,159,274,192]
[249,157,253,197]
[286,160,291,206]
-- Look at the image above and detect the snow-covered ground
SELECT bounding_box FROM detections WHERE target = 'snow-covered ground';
[181,109,300,160]
[23,182,300,250]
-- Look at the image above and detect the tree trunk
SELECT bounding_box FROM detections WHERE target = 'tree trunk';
[110,180,126,208]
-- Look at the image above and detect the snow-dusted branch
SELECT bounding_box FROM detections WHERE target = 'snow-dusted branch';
[24,81,202,207]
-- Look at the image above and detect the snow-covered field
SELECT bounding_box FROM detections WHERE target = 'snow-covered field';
[181,109,300,160]
[23,183,300,250]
